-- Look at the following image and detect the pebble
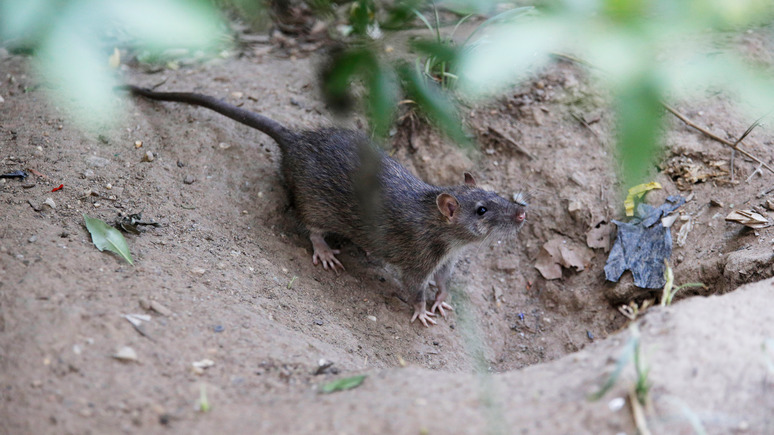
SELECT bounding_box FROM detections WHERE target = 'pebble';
[150,300,172,316]
[183,175,196,185]
[85,155,110,168]
[28,235,37,243]
[218,142,231,150]
[367,315,377,322]
[191,267,207,276]
[44,198,56,209]
[113,346,138,362]
[213,325,224,333]
[142,151,155,162]
[135,140,143,148]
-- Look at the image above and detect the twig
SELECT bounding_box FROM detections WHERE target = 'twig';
[663,104,774,175]
[485,126,536,160]
[570,112,604,145]
[746,164,763,183]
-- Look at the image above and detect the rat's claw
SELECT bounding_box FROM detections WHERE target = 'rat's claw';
[430,301,454,318]
[411,308,437,327]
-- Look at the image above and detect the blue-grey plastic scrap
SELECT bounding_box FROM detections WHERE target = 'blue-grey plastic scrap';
[604,195,685,289]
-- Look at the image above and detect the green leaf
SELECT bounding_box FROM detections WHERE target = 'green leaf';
[615,74,663,186]
[410,39,458,64]
[366,65,398,137]
[83,214,134,265]
[320,375,366,393]
[398,64,470,146]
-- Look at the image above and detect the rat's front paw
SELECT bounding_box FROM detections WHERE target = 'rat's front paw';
[411,303,437,327]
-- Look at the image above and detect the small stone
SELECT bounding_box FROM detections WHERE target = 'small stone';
[149,300,172,316]
[367,315,377,322]
[105,183,112,190]
[191,267,207,276]
[139,298,151,310]
[710,198,724,208]
[230,92,243,99]
[183,175,196,185]
[314,320,324,326]
[28,235,37,243]
[85,155,110,168]
[134,140,143,148]
[113,346,138,362]
[142,151,155,162]
[218,142,231,150]
[496,258,518,272]
[766,199,774,211]
[192,359,214,370]
[21,183,35,188]
[213,325,224,333]
[44,198,56,209]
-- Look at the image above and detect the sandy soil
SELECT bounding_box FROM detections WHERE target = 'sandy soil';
[2,23,774,435]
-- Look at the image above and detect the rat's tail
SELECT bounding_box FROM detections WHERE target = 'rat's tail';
[119,85,294,149]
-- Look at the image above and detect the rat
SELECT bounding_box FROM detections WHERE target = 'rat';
[121,85,528,326]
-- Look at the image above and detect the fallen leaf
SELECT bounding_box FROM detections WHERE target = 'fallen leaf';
[586,223,612,251]
[725,209,770,229]
[535,237,593,280]
[320,375,366,393]
[84,214,134,265]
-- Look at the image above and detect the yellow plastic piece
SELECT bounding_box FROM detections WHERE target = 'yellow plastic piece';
[625,182,662,216]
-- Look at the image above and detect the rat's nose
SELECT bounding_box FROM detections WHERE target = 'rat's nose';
[515,211,526,222]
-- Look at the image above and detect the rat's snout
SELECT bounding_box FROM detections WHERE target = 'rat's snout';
[515,210,526,223]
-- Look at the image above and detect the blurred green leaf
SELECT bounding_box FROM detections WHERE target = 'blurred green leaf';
[410,39,458,64]
[381,0,428,30]
[366,65,399,137]
[84,214,134,265]
[399,64,469,146]
[615,75,663,185]
[320,375,366,393]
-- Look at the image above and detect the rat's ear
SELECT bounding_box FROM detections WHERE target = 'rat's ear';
[436,193,460,221]
[463,172,476,186]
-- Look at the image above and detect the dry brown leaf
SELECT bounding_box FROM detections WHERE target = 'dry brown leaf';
[725,209,770,229]
[535,237,593,280]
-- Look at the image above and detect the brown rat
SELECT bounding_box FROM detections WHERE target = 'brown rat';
[122,85,528,326]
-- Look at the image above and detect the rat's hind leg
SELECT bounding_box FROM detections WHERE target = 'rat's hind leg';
[430,261,454,317]
[309,229,344,273]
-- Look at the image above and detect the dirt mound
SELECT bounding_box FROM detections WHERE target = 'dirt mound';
[2,29,774,434]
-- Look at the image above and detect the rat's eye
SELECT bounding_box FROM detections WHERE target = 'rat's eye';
[476,206,487,216]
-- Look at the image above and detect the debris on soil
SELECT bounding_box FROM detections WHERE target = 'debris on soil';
[320,374,366,394]
[113,346,139,362]
[0,170,27,179]
[51,183,63,192]
[314,359,335,375]
[624,182,662,217]
[535,237,593,280]
[725,209,770,229]
[142,151,155,162]
[116,212,161,234]
[84,215,134,265]
[150,301,172,316]
[124,313,153,339]
[192,359,215,375]
[663,156,729,190]
[586,219,612,251]
[605,196,685,289]
[43,198,56,209]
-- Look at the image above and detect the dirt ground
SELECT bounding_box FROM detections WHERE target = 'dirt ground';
[2,21,774,435]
